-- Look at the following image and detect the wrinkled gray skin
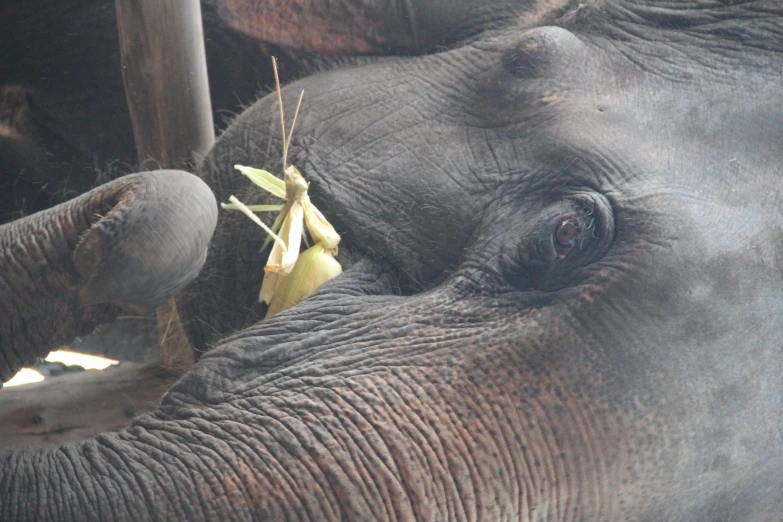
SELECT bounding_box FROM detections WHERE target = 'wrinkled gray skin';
[3,1,783,521]
[0,170,217,381]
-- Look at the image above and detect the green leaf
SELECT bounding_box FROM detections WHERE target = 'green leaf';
[221,203,285,212]
[227,196,287,250]
[234,164,286,200]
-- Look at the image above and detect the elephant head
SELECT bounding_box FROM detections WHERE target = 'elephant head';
[2,1,783,521]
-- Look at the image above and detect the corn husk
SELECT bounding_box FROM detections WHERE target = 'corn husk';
[302,197,340,253]
[234,164,285,199]
[266,197,303,276]
[220,57,342,316]
[265,242,342,316]
[224,195,287,251]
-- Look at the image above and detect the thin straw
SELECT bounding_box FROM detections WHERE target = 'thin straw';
[286,90,305,154]
[272,57,288,172]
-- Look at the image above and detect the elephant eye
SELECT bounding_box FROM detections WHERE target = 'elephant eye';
[553,214,593,258]
[502,193,613,292]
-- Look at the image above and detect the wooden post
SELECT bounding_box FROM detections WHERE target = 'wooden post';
[115,0,215,373]
[115,0,215,166]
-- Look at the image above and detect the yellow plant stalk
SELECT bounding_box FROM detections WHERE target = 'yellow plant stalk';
[220,57,342,316]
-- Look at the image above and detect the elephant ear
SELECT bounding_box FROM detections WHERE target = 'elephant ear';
[208,0,526,54]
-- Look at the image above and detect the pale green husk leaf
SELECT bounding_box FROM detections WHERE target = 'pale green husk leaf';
[234,164,286,200]
[221,203,285,212]
[265,242,342,316]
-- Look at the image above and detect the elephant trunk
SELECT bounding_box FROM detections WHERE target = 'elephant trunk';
[0,170,217,383]
[2,416,325,521]
[0,264,416,521]
[0,432,234,521]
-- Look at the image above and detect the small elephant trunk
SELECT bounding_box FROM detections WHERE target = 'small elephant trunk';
[0,170,217,383]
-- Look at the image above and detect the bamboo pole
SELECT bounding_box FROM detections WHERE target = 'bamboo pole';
[115,0,215,373]
[115,0,215,166]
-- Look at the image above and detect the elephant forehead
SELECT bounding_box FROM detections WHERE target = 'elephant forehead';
[290,23,783,196]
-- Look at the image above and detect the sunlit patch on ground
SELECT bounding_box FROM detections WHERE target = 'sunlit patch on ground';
[4,351,119,387]
[45,350,118,370]
[5,368,44,387]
